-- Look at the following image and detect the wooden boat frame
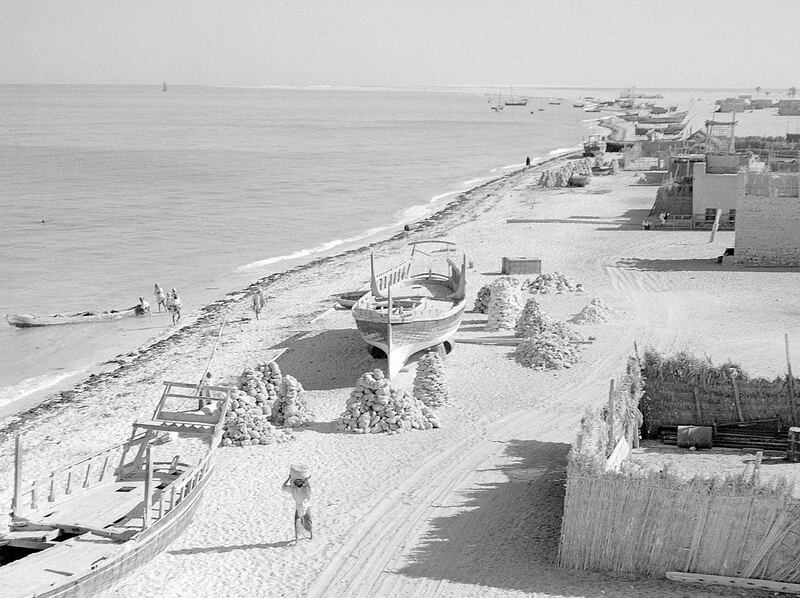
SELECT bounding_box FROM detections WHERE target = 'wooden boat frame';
[0,381,233,597]
[352,240,467,378]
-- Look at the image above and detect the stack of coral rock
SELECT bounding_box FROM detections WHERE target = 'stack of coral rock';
[221,388,295,447]
[473,284,493,313]
[271,374,314,428]
[338,369,439,434]
[412,352,449,407]
[515,297,548,338]
[486,277,523,331]
[515,326,579,370]
[525,272,583,294]
[221,360,302,447]
[570,297,620,325]
[539,159,593,188]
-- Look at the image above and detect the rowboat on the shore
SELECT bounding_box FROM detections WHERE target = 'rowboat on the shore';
[0,380,233,598]
[352,240,467,378]
[6,305,146,328]
[636,111,687,124]
[332,289,369,309]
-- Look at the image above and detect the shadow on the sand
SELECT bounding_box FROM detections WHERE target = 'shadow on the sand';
[270,329,379,391]
[617,257,800,273]
[394,439,733,597]
[169,540,294,555]
[298,420,342,435]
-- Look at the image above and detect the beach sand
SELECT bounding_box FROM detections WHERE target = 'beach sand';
[2,155,797,598]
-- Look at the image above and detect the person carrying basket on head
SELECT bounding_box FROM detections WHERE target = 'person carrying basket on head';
[282,464,313,542]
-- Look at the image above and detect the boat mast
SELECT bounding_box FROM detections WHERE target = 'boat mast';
[12,435,22,517]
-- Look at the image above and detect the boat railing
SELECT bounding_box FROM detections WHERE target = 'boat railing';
[12,434,142,518]
[146,448,215,527]
[371,257,413,297]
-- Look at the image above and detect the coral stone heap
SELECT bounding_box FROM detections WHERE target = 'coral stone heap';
[515,325,579,370]
[221,388,295,447]
[412,351,449,407]
[338,369,440,434]
[486,277,523,331]
[271,374,314,428]
[571,297,620,325]
[515,297,547,338]
[525,272,583,294]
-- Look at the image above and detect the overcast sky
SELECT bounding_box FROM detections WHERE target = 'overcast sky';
[2,0,798,89]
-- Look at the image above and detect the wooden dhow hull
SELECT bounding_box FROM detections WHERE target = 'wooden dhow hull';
[353,299,466,378]
[353,241,467,378]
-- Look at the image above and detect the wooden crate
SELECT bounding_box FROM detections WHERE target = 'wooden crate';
[501,257,541,275]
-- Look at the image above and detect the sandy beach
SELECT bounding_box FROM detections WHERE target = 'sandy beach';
[2,149,797,598]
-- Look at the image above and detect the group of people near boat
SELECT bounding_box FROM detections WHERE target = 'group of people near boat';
[153,283,182,324]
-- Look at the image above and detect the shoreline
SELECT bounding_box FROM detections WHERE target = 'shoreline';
[0,147,582,433]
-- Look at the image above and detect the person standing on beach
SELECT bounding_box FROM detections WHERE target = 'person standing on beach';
[168,288,182,325]
[526,156,531,167]
[135,296,150,316]
[282,465,312,542]
[154,283,167,312]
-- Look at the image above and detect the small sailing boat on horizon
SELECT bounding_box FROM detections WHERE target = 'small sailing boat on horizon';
[162,81,167,92]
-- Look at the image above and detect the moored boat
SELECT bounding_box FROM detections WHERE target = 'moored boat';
[6,306,146,328]
[352,241,467,378]
[0,380,233,597]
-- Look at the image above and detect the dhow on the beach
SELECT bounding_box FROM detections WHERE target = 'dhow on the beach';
[6,306,146,328]
[0,381,232,597]
[352,240,467,378]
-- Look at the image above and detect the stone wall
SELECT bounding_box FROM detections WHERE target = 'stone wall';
[735,195,800,266]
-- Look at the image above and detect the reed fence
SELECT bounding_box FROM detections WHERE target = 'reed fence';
[558,350,800,583]
[639,351,798,437]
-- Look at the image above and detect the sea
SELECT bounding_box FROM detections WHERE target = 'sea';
[0,84,792,413]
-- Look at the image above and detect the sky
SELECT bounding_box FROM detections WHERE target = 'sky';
[1,0,799,89]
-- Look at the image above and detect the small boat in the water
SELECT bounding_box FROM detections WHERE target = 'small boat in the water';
[162,81,167,92]
[0,380,233,598]
[548,98,562,105]
[352,240,467,378]
[6,305,146,328]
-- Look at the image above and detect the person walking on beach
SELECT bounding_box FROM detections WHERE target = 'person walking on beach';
[526,156,531,167]
[251,286,265,320]
[167,288,182,325]
[282,464,312,542]
[154,283,167,312]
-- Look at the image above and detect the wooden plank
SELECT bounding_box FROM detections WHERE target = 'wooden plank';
[455,336,523,346]
[666,571,800,594]
[143,447,152,530]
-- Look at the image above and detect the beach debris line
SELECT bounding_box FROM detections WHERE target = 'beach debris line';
[338,369,440,434]
[486,277,523,331]
[413,351,449,407]
[272,375,315,427]
[570,297,620,325]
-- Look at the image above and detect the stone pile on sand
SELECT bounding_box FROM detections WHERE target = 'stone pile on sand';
[239,361,283,412]
[539,158,593,187]
[412,352,449,407]
[515,325,579,370]
[271,374,314,428]
[486,277,523,331]
[473,284,493,313]
[221,389,295,447]
[525,272,583,294]
[515,297,548,338]
[338,369,440,434]
[570,297,620,325]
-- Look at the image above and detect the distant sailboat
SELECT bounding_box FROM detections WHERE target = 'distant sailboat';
[162,82,167,92]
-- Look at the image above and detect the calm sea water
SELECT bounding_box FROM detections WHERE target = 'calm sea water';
[2,84,783,410]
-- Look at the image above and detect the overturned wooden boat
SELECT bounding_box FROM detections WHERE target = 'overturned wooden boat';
[352,241,467,378]
[6,305,146,328]
[0,380,233,597]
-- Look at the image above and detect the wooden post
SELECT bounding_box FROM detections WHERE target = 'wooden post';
[12,435,22,517]
[787,334,798,427]
[65,469,73,495]
[49,472,56,503]
[143,446,153,530]
[83,461,93,488]
[732,373,744,423]
[693,387,703,422]
[99,455,110,482]
[170,486,177,511]
[607,379,616,451]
